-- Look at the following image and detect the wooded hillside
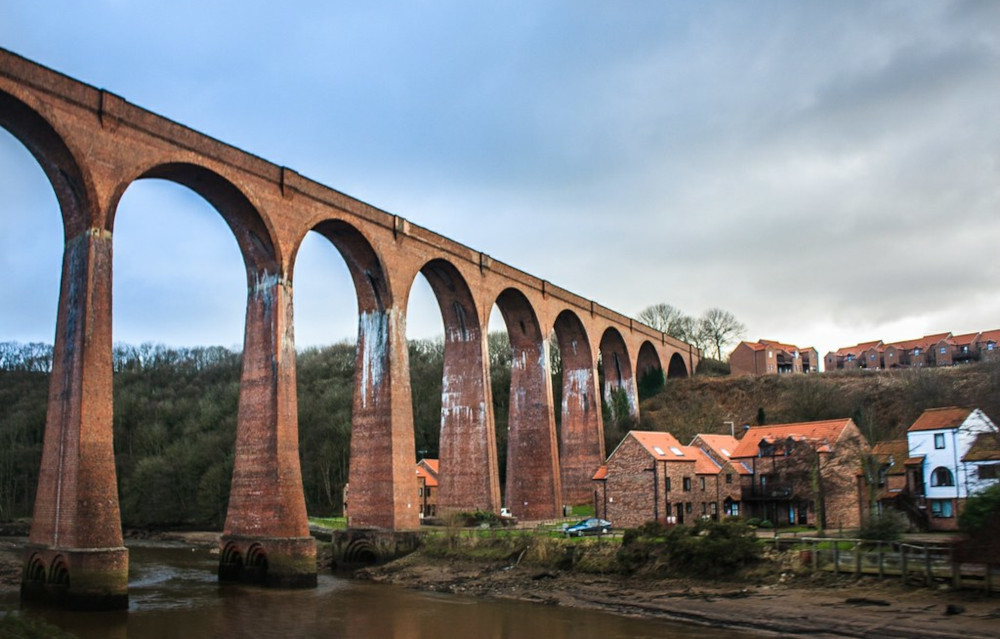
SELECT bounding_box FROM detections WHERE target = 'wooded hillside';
[2,338,997,528]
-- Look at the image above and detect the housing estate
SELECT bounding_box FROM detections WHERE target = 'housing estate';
[730,340,819,376]
[594,420,869,530]
[825,330,1000,371]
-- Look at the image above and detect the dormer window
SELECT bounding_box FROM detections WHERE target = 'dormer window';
[669,446,684,456]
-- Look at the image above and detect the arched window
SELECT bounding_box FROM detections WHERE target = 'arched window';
[931,467,955,487]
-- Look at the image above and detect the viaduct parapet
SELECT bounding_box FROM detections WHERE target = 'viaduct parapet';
[0,48,699,609]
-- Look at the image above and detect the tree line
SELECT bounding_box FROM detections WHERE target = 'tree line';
[0,336,623,528]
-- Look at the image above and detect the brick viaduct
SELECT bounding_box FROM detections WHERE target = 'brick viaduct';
[0,49,699,609]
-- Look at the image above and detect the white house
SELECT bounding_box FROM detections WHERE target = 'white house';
[906,407,1000,530]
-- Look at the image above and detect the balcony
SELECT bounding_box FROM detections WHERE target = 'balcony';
[742,484,795,501]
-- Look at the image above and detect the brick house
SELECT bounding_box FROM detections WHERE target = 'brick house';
[825,341,883,371]
[730,340,818,376]
[828,329,999,371]
[867,439,910,514]
[593,431,724,529]
[416,458,439,518]
[729,419,869,529]
[904,407,1000,531]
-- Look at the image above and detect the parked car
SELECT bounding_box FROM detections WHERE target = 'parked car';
[563,518,612,536]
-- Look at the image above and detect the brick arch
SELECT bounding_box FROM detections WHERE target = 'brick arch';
[636,340,665,399]
[494,288,560,520]
[116,162,280,276]
[417,258,500,515]
[667,352,688,378]
[0,89,93,236]
[553,309,603,505]
[599,327,637,418]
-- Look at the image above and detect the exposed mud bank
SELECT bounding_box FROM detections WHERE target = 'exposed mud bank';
[357,550,1000,639]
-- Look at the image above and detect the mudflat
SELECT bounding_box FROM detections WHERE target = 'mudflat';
[358,551,1000,639]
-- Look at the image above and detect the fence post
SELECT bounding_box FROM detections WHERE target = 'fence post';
[950,546,960,589]
[901,545,908,585]
[924,545,933,585]
[812,539,818,572]
[834,541,840,576]
[854,540,862,576]
[877,541,884,579]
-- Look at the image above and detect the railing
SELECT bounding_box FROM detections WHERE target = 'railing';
[793,537,999,593]
[741,485,794,500]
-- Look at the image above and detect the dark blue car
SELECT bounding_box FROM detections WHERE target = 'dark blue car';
[564,518,612,536]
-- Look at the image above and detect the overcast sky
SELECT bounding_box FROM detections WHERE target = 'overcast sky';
[1,1,997,364]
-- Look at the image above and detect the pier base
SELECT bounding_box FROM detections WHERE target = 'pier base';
[21,545,129,611]
[218,535,317,588]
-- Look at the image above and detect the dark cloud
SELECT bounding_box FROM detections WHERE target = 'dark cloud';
[0,1,996,359]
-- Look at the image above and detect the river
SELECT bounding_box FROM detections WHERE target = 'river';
[3,542,766,638]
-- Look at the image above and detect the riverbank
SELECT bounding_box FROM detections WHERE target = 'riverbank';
[3,532,999,638]
[357,543,1000,639]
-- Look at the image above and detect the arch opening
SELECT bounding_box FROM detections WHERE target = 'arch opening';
[636,341,665,400]
[552,310,603,507]
[667,352,688,379]
[493,288,560,521]
[411,259,499,516]
[598,328,637,453]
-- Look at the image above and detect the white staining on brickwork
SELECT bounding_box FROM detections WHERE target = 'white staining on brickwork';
[562,368,593,413]
[358,309,389,408]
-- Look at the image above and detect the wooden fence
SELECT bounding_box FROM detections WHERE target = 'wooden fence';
[790,537,998,593]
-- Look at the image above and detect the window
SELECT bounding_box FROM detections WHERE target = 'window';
[701,503,707,515]
[726,473,733,484]
[931,467,955,487]
[683,477,692,492]
[940,346,946,354]
[665,477,671,492]
[934,433,945,449]
[877,467,888,487]
[699,477,706,491]
[930,499,954,518]
[685,503,692,514]
[978,464,1000,480]
[913,348,921,356]
[418,487,423,496]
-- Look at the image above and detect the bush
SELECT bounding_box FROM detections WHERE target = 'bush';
[959,483,1000,535]
[660,519,761,577]
[618,519,760,577]
[859,510,907,541]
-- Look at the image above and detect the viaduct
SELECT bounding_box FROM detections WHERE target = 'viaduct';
[0,48,699,609]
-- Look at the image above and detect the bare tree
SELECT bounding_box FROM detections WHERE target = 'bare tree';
[636,303,697,343]
[697,308,746,360]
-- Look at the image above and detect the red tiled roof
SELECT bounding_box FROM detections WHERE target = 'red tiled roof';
[904,456,925,466]
[871,439,909,474]
[835,341,883,356]
[730,418,856,459]
[738,341,767,352]
[592,465,608,480]
[693,434,740,459]
[421,458,439,473]
[962,433,1000,462]
[629,431,689,461]
[685,446,722,474]
[906,407,971,432]
[951,332,981,346]
[416,464,438,487]
[979,329,1000,343]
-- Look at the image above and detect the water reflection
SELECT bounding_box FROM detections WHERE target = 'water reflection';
[5,542,764,638]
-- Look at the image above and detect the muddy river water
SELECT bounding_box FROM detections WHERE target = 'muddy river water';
[4,542,765,638]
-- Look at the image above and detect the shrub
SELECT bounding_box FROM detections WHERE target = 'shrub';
[618,519,760,577]
[660,519,761,577]
[959,483,1000,535]
[858,510,907,541]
